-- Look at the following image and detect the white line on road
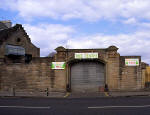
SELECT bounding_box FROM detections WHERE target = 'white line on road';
[88,105,150,109]
[0,106,51,109]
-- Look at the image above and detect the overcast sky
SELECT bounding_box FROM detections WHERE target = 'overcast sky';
[0,0,150,64]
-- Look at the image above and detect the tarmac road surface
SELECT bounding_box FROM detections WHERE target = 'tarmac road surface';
[0,96,150,115]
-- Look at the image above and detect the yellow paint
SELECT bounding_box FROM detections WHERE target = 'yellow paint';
[64,92,70,98]
[104,92,109,97]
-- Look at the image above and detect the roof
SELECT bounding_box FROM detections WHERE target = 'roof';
[55,46,118,52]
[0,24,31,45]
[0,22,8,30]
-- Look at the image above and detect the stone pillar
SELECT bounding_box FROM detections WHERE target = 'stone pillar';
[106,46,120,91]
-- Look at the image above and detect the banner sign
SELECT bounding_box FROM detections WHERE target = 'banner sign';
[75,53,98,59]
[125,59,139,66]
[51,62,66,69]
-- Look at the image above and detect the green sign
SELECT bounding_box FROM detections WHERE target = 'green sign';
[125,59,139,66]
[75,53,98,59]
[51,62,66,69]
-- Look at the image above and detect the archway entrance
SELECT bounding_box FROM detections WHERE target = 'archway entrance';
[70,61,105,92]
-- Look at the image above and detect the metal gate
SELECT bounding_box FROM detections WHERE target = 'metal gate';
[71,61,105,92]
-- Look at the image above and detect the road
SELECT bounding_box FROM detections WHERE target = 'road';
[0,96,150,115]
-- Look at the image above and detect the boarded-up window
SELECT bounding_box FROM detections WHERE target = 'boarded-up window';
[5,45,25,56]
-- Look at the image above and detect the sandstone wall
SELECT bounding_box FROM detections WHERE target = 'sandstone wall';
[0,57,66,94]
[106,52,120,91]
[0,26,40,58]
[119,56,142,91]
[0,46,144,94]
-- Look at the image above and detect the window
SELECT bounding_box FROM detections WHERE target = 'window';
[17,38,21,42]
[7,55,23,63]
[25,54,32,63]
[5,45,25,56]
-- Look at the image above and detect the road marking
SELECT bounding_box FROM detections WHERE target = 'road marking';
[88,105,150,109]
[0,106,51,109]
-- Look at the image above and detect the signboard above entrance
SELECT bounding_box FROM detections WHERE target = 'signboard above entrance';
[125,59,139,66]
[75,53,98,59]
[51,62,66,69]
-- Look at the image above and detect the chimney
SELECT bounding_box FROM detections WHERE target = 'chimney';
[0,20,12,28]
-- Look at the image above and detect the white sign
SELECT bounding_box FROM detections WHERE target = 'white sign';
[125,59,139,66]
[51,62,66,69]
[75,53,98,59]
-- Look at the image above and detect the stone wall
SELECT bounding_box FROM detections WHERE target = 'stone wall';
[0,46,145,95]
[0,57,66,95]
[0,24,40,58]
[54,46,122,91]
[106,51,120,91]
[51,46,144,91]
[119,56,142,91]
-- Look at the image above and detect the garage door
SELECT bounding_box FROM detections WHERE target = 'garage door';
[71,61,105,92]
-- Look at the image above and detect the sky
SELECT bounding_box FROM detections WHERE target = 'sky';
[0,0,150,64]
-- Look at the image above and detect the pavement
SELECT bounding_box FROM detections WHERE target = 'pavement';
[67,91,150,98]
[0,91,66,98]
[109,91,150,97]
[1,91,150,98]
[1,96,150,115]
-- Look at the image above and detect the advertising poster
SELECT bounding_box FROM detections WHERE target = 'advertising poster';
[51,62,66,69]
[125,59,139,66]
